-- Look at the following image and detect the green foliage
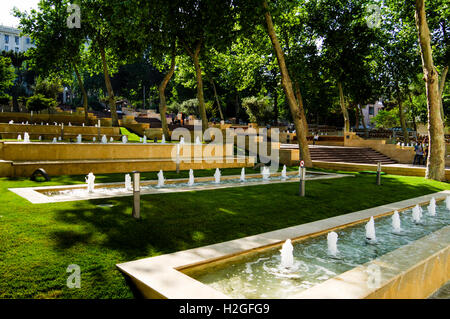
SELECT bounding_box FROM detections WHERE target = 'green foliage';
[0,56,16,94]
[34,78,63,100]
[241,96,274,125]
[179,98,200,116]
[0,94,12,106]
[26,94,58,112]
[370,108,401,129]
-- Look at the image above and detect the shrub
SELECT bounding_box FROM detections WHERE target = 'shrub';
[241,96,274,125]
[26,94,58,113]
[0,94,11,106]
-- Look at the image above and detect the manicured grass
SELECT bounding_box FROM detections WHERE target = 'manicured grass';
[119,127,141,142]
[0,168,448,298]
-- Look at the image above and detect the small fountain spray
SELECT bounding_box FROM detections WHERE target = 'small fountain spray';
[124,174,132,191]
[240,167,246,182]
[157,170,165,187]
[188,169,195,186]
[412,204,422,224]
[427,197,436,216]
[214,168,221,184]
[52,137,57,143]
[392,211,401,233]
[261,166,270,180]
[180,137,185,144]
[110,137,114,143]
[17,134,22,141]
[446,196,450,210]
[280,239,294,269]
[86,172,95,193]
[101,135,107,144]
[281,165,287,179]
[161,135,166,144]
[365,216,376,242]
[77,134,82,143]
[143,135,147,144]
[23,132,30,143]
[122,135,127,144]
[93,137,96,142]
[327,232,339,256]
[195,136,202,145]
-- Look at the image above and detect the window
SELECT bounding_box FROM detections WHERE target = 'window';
[4,35,9,43]
[4,45,9,51]
[26,38,30,44]
[15,36,19,45]
[369,106,374,115]
[15,47,19,53]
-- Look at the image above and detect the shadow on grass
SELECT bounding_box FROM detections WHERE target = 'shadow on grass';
[48,174,447,263]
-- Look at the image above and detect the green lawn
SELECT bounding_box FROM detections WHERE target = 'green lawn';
[0,168,448,298]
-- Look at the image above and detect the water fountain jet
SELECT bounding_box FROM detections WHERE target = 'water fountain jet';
[125,174,132,191]
[428,197,436,216]
[365,216,376,242]
[327,232,339,256]
[240,168,246,182]
[280,239,294,268]
[392,211,401,233]
[86,172,95,193]
[188,169,195,186]
[214,168,221,184]
[157,170,165,187]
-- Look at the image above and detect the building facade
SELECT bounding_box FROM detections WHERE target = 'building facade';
[0,25,34,53]
[361,101,384,128]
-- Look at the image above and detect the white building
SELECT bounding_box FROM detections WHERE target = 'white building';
[361,101,384,128]
[0,25,34,53]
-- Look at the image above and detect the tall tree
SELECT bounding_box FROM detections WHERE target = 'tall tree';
[170,0,236,132]
[415,0,446,181]
[15,0,89,121]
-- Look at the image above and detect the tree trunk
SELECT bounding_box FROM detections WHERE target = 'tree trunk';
[262,0,312,167]
[408,92,418,132]
[208,76,224,121]
[294,81,309,134]
[273,90,278,125]
[235,93,240,122]
[396,83,410,143]
[99,45,119,127]
[415,0,446,181]
[182,40,208,132]
[439,65,448,120]
[354,104,360,129]
[358,105,366,129]
[73,63,89,123]
[158,47,176,141]
[337,82,350,132]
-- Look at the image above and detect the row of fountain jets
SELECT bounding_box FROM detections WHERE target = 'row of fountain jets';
[86,165,291,194]
[16,133,204,145]
[280,196,450,268]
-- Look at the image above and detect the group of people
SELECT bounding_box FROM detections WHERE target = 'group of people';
[413,137,429,166]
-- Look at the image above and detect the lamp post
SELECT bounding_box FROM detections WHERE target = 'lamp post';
[299,161,306,197]
[132,171,141,219]
[376,162,382,186]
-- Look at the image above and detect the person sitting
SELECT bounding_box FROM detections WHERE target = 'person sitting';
[313,133,319,145]
[413,142,424,165]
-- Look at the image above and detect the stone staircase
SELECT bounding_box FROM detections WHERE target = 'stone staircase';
[309,146,397,165]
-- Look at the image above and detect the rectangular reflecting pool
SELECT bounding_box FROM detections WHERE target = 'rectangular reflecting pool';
[187,200,450,298]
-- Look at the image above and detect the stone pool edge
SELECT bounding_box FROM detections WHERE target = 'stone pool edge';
[116,190,450,299]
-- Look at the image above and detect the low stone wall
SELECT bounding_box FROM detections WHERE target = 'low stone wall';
[0,123,120,140]
[0,142,234,161]
[344,132,415,164]
[312,161,450,181]
[0,112,98,126]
